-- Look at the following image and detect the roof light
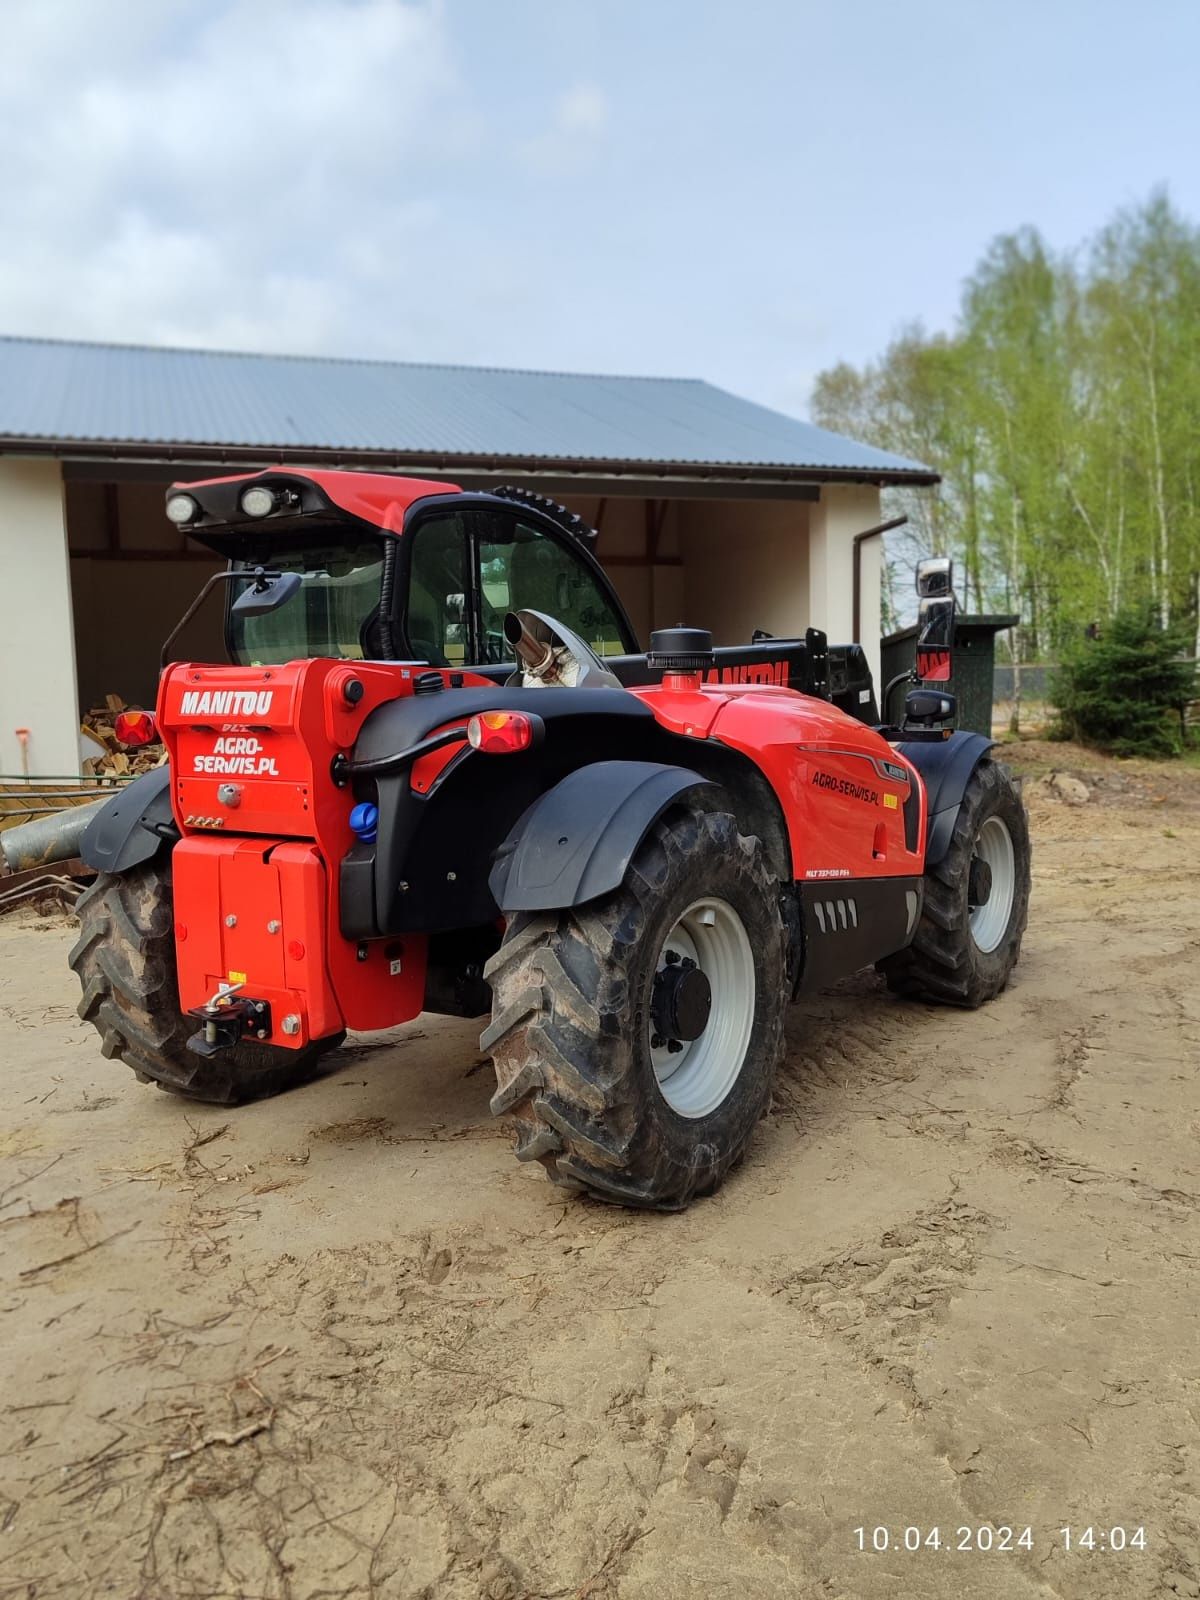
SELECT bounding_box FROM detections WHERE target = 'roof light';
[466,710,538,755]
[113,709,157,748]
[240,485,277,518]
[165,493,200,525]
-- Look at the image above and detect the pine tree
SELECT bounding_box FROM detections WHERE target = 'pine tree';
[1050,611,1196,757]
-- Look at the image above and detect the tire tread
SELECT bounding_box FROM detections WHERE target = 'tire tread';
[879,759,1030,1008]
[483,808,786,1209]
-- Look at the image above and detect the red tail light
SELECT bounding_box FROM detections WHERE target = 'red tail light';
[466,710,538,754]
[113,709,158,747]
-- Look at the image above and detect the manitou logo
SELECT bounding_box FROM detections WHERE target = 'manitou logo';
[703,660,789,687]
[180,689,274,718]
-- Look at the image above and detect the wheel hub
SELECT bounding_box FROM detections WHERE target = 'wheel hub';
[968,855,993,908]
[651,953,712,1045]
[968,815,1016,954]
[648,898,756,1119]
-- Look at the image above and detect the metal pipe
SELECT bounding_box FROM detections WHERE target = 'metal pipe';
[0,873,87,915]
[0,798,106,875]
[0,774,131,783]
[851,515,909,644]
[0,788,119,801]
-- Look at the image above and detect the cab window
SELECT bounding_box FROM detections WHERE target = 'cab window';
[405,513,469,666]
[229,534,384,665]
[477,517,628,663]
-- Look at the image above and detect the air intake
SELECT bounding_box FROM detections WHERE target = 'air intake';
[646,627,714,673]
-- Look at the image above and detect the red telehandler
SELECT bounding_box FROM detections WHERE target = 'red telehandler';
[28,469,1028,1209]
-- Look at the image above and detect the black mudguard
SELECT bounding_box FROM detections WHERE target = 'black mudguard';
[898,731,995,867]
[489,760,713,912]
[81,765,177,875]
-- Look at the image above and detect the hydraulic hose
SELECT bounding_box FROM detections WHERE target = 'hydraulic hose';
[378,541,398,659]
[332,725,469,785]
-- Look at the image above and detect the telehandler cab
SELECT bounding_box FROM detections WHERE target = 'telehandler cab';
[54,468,1029,1210]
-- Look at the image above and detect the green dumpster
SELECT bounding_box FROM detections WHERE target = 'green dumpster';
[879,614,1018,736]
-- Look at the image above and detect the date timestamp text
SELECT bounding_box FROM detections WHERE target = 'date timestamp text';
[853,1526,1147,1554]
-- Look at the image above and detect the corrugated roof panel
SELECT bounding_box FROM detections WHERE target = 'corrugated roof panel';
[0,335,937,480]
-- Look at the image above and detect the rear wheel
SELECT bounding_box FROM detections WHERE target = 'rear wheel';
[482,807,787,1210]
[69,860,344,1104]
[878,757,1030,1007]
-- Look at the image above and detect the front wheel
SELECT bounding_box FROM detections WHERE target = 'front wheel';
[482,806,787,1210]
[878,757,1030,1007]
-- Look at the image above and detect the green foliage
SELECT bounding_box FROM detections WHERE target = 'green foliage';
[1050,611,1196,757]
[811,191,1200,697]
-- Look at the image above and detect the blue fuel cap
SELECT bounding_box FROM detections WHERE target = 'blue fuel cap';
[349,802,379,843]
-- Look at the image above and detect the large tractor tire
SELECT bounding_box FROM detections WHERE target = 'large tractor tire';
[879,757,1030,1008]
[482,806,787,1210]
[68,860,344,1104]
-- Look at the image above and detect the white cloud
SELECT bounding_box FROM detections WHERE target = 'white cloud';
[0,0,483,356]
[515,80,608,174]
[555,83,607,136]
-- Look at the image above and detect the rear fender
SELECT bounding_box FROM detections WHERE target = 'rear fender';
[898,731,995,866]
[81,765,177,875]
[489,760,713,912]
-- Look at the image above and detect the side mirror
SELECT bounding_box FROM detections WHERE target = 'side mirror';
[445,592,465,625]
[915,595,956,682]
[231,569,303,618]
[916,556,954,598]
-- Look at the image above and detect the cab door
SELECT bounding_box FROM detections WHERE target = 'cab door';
[401,506,472,667]
[471,508,636,667]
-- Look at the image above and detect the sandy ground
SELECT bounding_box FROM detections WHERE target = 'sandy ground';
[1,744,1197,1600]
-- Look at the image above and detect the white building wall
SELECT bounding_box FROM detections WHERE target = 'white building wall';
[0,458,81,776]
[677,498,810,644]
[808,483,883,692]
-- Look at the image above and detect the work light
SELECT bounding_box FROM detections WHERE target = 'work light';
[165,493,200,525]
[240,485,277,518]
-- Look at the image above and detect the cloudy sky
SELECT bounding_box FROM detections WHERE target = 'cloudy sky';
[3,0,1198,418]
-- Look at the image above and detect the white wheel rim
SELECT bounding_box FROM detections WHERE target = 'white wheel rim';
[650,897,755,1119]
[969,816,1016,954]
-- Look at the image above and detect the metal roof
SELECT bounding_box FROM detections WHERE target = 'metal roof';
[0,335,938,484]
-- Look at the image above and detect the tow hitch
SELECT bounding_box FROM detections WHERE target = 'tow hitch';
[186,981,273,1057]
